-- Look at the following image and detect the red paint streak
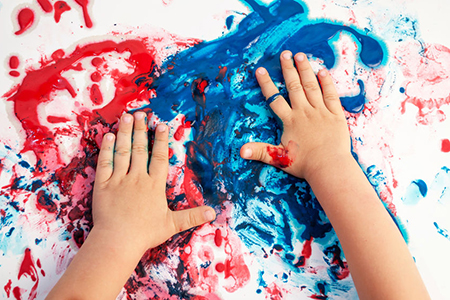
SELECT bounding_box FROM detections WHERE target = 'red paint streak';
[9,56,20,69]
[6,40,156,164]
[91,57,103,67]
[9,71,20,77]
[174,117,191,141]
[15,8,35,35]
[215,66,227,82]
[442,139,450,152]
[18,248,39,299]
[47,116,70,123]
[90,71,102,82]
[302,238,312,258]
[89,84,103,105]
[74,0,93,28]
[214,228,222,247]
[37,0,53,13]
[266,146,293,168]
[4,280,12,298]
[54,1,71,23]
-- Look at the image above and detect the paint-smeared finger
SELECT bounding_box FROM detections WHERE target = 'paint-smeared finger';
[240,142,293,169]
[317,69,345,116]
[113,113,133,177]
[95,133,115,183]
[280,51,307,109]
[171,206,216,233]
[256,67,291,121]
[294,53,323,108]
[148,123,169,182]
[129,111,149,174]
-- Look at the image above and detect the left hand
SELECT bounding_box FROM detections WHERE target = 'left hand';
[92,112,216,257]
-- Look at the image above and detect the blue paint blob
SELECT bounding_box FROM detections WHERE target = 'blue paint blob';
[340,80,366,113]
[399,87,405,93]
[226,15,234,30]
[403,179,427,205]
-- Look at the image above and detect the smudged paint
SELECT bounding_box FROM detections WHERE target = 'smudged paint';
[15,8,35,35]
[266,145,292,168]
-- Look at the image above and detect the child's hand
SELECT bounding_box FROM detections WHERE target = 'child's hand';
[92,112,216,256]
[240,51,351,181]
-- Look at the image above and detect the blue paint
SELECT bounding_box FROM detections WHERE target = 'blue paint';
[340,80,366,113]
[226,15,234,30]
[403,179,427,205]
[434,222,450,241]
[400,87,405,93]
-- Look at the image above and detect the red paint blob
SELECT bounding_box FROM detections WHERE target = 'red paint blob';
[9,56,20,69]
[51,49,65,61]
[266,146,293,168]
[215,262,225,273]
[9,71,20,77]
[37,0,53,13]
[214,228,222,247]
[15,8,35,35]
[4,280,12,298]
[18,248,39,297]
[215,66,227,82]
[74,0,93,28]
[13,287,22,300]
[90,71,102,82]
[89,84,103,105]
[54,1,71,23]
[91,57,103,67]
[442,139,450,153]
[174,117,192,141]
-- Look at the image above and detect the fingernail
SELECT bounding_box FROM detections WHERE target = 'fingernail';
[135,112,145,120]
[257,68,267,75]
[242,148,253,159]
[319,69,327,77]
[295,53,305,62]
[123,114,132,123]
[157,123,167,132]
[106,134,114,141]
[204,209,215,221]
[282,51,292,60]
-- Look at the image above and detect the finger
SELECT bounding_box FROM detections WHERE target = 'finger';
[279,50,307,109]
[256,67,291,121]
[240,142,293,169]
[113,114,133,177]
[148,123,169,182]
[294,53,323,108]
[95,133,115,183]
[171,206,216,233]
[129,111,149,174]
[317,69,345,116]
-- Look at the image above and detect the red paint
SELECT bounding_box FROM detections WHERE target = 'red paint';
[89,84,103,105]
[6,40,156,164]
[37,0,53,13]
[51,49,65,61]
[215,262,225,272]
[17,248,39,299]
[47,116,70,123]
[90,71,102,82]
[174,117,191,141]
[442,139,450,152]
[12,287,22,300]
[302,238,312,258]
[9,71,20,77]
[15,8,35,35]
[9,56,20,69]
[214,228,222,247]
[91,57,103,67]
[215,66,227,82]
[54,1,71,23]
[4,280,12,298]
[266,146,293,168]
[74,0,93,28]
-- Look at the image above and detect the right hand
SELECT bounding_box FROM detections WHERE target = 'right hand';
[240,51,352,181]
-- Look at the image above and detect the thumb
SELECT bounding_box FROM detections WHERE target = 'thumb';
[240,142,293,169]
[172,206,216,233]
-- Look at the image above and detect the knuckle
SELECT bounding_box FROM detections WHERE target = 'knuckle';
[322,91,338,102]
[302,81,320,92]
[188,211,198,228]
[151,151,167,162]
[97,159,113,169]
[115,147,131,156]
[286,81,303,93]
[132,143,148,155]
